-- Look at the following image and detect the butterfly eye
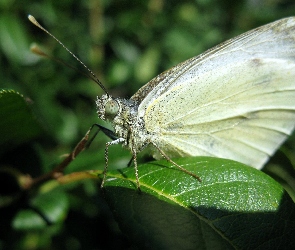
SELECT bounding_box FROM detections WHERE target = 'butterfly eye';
[105,99,119,119]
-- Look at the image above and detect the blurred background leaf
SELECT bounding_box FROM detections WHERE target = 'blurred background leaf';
[0,0,295,249]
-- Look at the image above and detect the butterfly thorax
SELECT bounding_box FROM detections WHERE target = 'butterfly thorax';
[96,94,150,152]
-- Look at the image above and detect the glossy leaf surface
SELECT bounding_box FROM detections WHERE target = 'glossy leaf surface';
[103,157,295,249]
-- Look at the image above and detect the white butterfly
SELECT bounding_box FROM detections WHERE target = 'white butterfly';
[96,17,295,186]
[29,15,295,188]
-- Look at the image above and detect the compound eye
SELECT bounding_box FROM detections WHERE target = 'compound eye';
[105,99,119,119]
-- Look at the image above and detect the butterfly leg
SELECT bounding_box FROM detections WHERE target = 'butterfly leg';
[131,147,141,192]
[150,141,202,182]
[101,138,125,188]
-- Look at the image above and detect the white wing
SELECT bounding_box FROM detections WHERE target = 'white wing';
[137,17,295,169]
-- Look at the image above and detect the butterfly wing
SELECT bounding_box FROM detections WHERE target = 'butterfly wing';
[136,17,295,169]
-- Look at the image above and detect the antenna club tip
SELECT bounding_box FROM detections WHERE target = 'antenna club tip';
[27,13,108,93]
[28,15,36,23]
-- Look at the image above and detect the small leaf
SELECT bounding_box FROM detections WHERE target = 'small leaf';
[102,157,295,249]
[12,209,47,230]
[135,45,160,83]
[31,189,69,224]
[0,14,38,64]
[0,89,42,153]
[12,189,69,230]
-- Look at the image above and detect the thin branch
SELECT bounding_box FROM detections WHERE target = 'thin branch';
[25,129,91,189]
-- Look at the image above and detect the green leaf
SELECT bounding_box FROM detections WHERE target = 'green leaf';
[0,14,38,65]
[135,45,160,84]
[102,157,295,249]
[31,189,69,224]
[12,189,69,230]
[0,89,42,153]
[12,209,47,230]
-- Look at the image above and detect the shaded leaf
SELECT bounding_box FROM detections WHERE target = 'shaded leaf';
[31,189,69,224]
[12,189,69,230]
[0,89,42,153]
[102,157,295,249]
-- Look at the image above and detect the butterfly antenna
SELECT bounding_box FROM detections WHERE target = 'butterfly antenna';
[28,15,109,95]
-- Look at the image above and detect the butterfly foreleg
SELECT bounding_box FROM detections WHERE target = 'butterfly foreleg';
[101,137,125,188]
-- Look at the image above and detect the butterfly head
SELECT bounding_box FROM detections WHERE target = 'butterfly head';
[96,94,121,121]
